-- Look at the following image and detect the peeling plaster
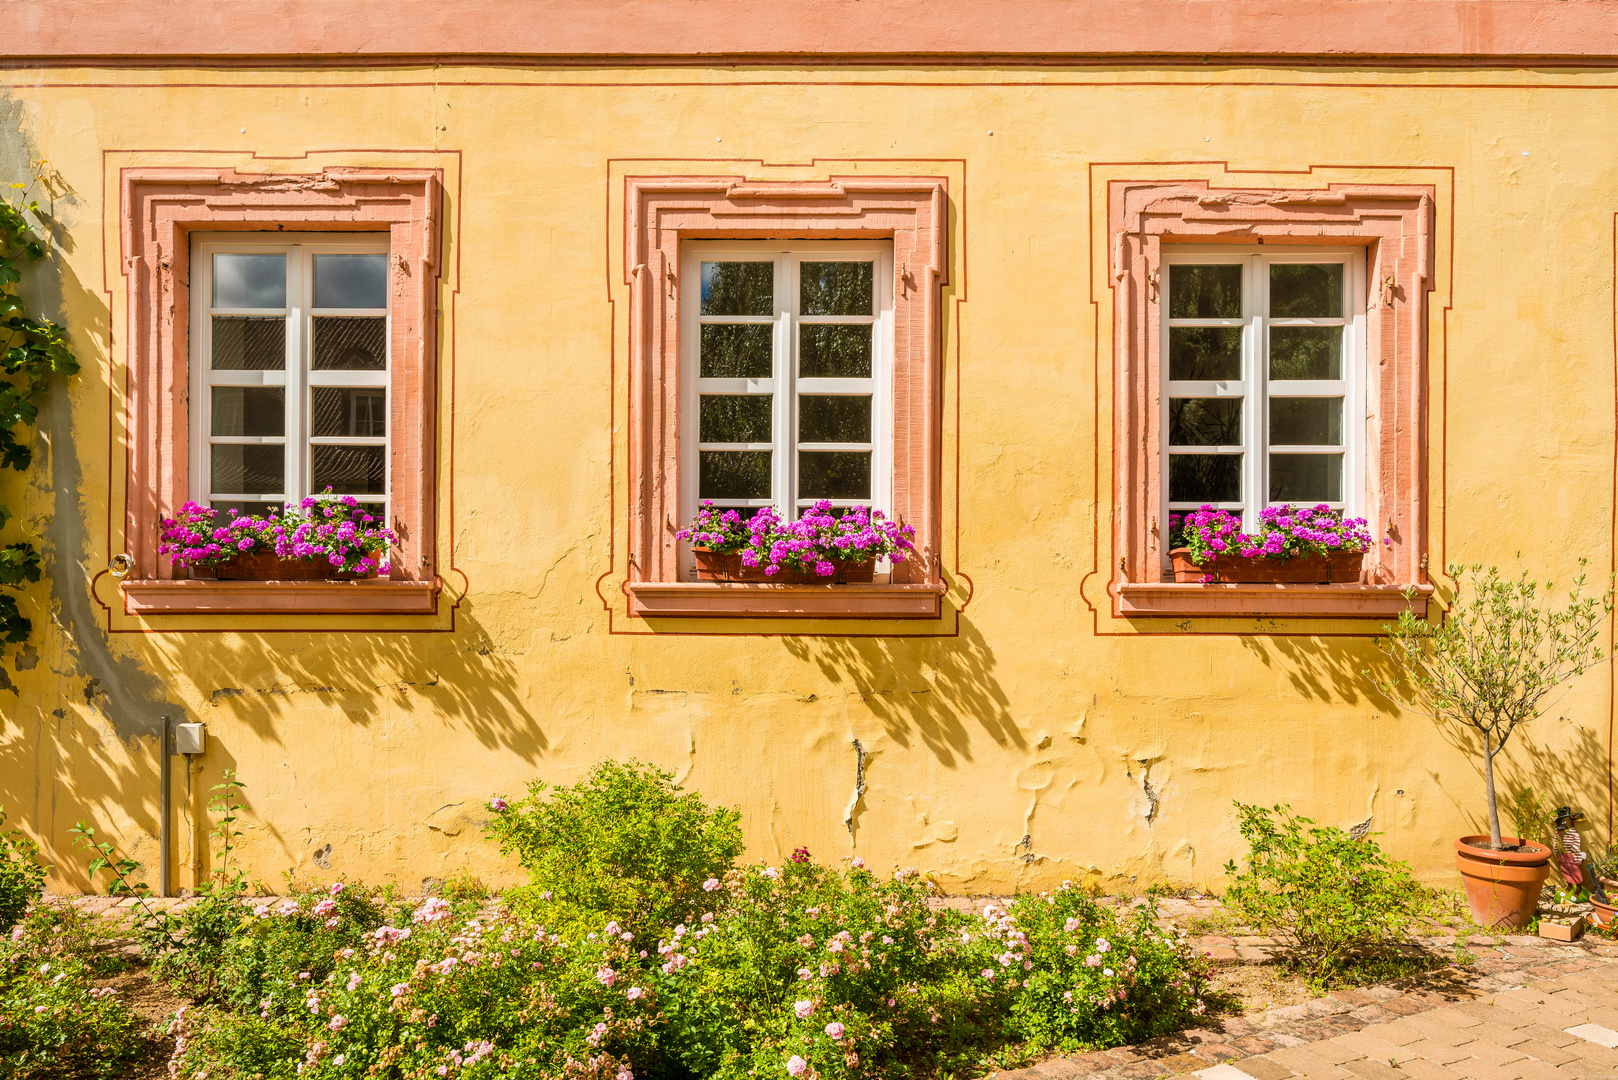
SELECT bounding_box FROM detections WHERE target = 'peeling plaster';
[843,738,868,839]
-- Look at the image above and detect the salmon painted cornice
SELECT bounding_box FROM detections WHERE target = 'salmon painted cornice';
[10,0,1618,65]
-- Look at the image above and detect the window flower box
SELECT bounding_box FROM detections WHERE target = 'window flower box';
[195,554,375,582]
[1167,504,1380,584]
[691,547,875,584]
[1168,547,1364,584]
[160,492,395,582]
[677,501,912,586]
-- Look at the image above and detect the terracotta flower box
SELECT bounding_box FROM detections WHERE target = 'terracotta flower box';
[692,547,875,584]
[194,554,370,581]
[1168,547,1365,584]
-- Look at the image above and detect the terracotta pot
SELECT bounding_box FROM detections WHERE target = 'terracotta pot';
[1590,897,1616,929]
[1169,547,1365,584]
[1454,835,1552,930]
[208,554,368,581]
[691,547,874,584]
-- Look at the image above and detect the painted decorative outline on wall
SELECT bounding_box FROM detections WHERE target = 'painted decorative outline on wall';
[1104,179,1437,620]
[619,174,950,621]
[114,165,443,617]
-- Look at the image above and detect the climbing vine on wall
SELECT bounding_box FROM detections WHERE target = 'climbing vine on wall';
[0,164,78,647]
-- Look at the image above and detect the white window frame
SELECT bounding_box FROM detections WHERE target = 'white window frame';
[1160,246,1367,559]
[188,233,391,522]
[678,240,895,578]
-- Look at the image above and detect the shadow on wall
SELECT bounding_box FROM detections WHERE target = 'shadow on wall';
[780,611,1021,768]
[1239,614,1614,850]
[151,599,547,762]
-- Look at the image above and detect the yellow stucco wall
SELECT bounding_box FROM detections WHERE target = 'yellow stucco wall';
[1,63,1612,895]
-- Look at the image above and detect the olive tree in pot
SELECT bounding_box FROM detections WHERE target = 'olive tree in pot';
[1373,562,1612,929]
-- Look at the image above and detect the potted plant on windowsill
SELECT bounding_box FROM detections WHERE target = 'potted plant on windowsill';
[676,500,915,584]
[1374,563,1613,929]
[159,491,396,581]
[1167,504,1376,583]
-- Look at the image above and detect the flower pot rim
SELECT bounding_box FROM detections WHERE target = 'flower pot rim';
[1455,835,1552,865]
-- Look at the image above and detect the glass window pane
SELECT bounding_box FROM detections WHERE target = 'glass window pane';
[699,395,772,444]
[1269,263,1343,318]
[700,324,773,379]
[212,254,285,308]
[1269,326,1342,380]
[1168,454,1241,503]
[1168,327,1242,381]
[799,395,872,444]
[211,387,285,437]
[799,325,872,378]
[313,316,386,371]
[1168,398,1241,447]
[1269,398,1342,446]
[800,262,873,316]
[211,315,285,371]
[313,253,388,309]
[699,450,771,499]
[1270,454,1343,502]
[209,501,284,525]
[700,262,773,316]
[798,451,871,499]
[311,444,386,495]
[210,444,283,495]
[312,388,388,438]
[1168,264,1241,319]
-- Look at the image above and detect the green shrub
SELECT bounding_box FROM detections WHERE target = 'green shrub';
[212,883,391,1015]
[485,760,744,937]
[158,763,1211,1080]
[1222,802,1421,986]
[0,808,46,935]
[1005,886,1207,1051]
[656,858,1004,1080]
[0,944,145,1078]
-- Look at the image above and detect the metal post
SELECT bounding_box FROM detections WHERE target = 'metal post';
[158,714,170,898]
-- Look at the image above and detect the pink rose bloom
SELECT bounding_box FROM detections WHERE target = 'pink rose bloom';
[490,798,508,811]
[703,878,720,891]
[825,1022,845,1040]
[330,882,345,896]
[794,999,815,1019]
[786,1056,808,1077]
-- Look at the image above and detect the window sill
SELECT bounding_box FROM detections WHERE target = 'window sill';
[1114,582,1433,619]
[627,581,946,620]
[120,578,440,616]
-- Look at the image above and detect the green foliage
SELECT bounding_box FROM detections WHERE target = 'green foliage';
[485,760,745,937]
[148,771,253,991]
[1222,803,1421,987]
[0,166,79,651]
[1006,887,1206,1052]
[1503,787,1557,851]
[1376,562,1613,848]
[158,762,1209,1080]
[68,821,150,899]
[0,808,46,935]
[0,910,146,1079]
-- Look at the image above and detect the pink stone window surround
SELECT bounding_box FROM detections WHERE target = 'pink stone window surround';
[623,176,948,620]
[1108,180,1436,620]
[117,167,442,617]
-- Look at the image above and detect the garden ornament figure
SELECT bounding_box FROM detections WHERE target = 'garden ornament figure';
[1554,806,1608,902]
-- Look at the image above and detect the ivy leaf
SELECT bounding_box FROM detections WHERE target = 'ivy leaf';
[0,594,28,644]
